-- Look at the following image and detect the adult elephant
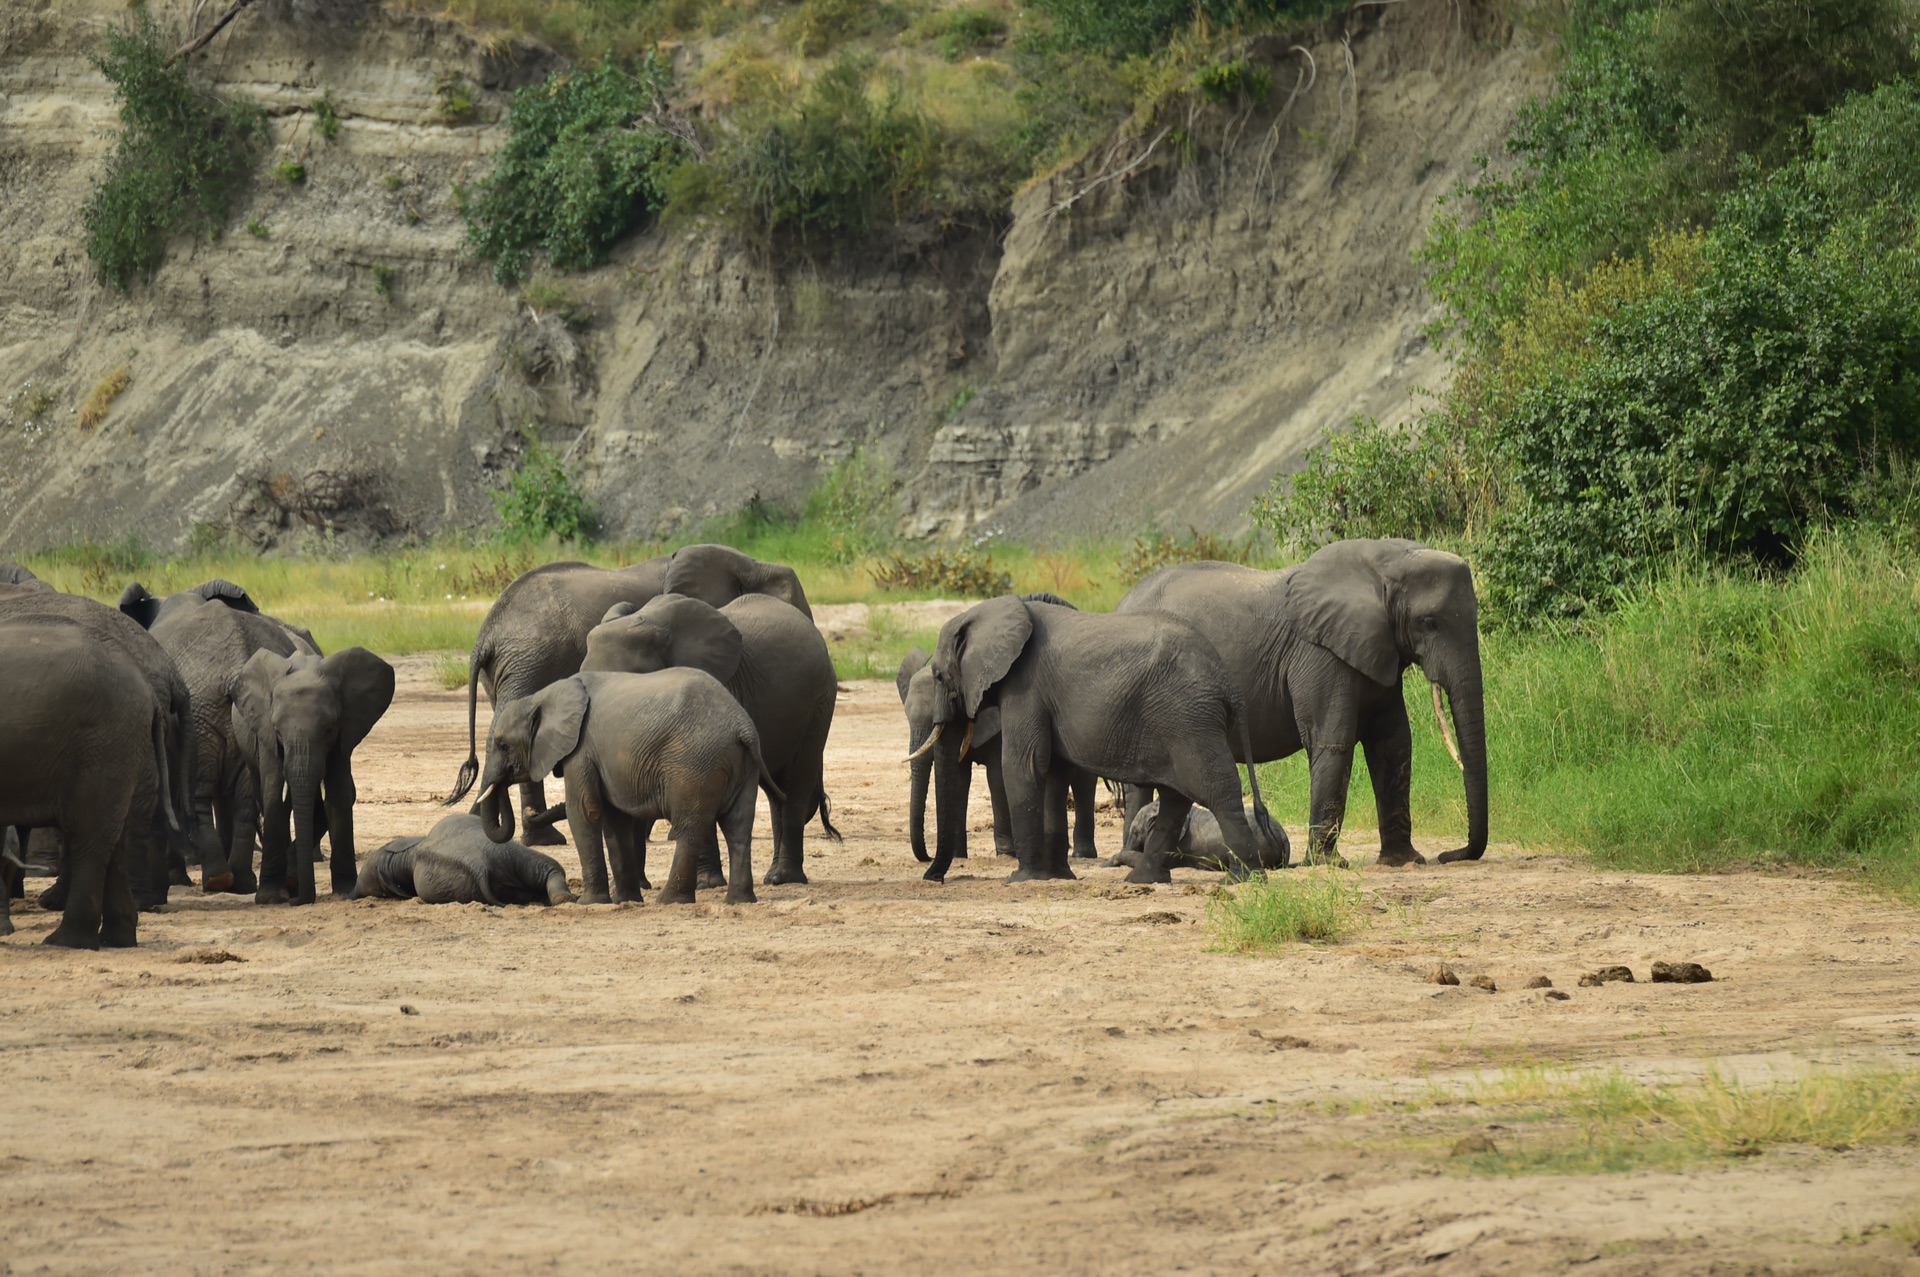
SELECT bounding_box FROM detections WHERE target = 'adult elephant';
[445,545,812,839]
[580,592,837,887]
[1116,539,1486,867]
[0,614,176,947]
[120,580,320,893]
[474,669,777,905]
[919,596,1283,884]
[351,814,572,906]
[0,561,53,591]
[3,583,194,909]
[232,648,395,904]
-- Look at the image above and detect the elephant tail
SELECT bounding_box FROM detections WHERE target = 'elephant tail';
[445,637,489,806]
[150,708,180,835]
[1230,694,1285,866]
[745,730,788,806]
[815,792,844,844]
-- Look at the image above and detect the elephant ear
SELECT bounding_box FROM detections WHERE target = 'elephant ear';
[119,582,161,629]
[895,647,930,704]
[319,648,396,755]
[529,678,590,780]
[232,648,292,763]
[935,596,1032,719]
[657,596,744,684]
[663,544,748,610]
[191,579,260,613]
[968,703,1002,750]
[1283,541,1409,687]
[282,620,322,656]
[751,563,811,619]
[602,600,641,624]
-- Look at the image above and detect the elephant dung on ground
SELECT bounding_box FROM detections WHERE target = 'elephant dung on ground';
[351,814,571,905]
[1105,800,1290,873]
[232,648,395,905]
[920,595,1284,884]
[1116,539,1486,868]
[581,591,837,887]
[474,669,779,906]
[121,580,321,894]
[446,544,812,842]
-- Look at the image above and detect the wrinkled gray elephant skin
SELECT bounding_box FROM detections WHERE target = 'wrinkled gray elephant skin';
[351,815,571,906]
[120,579,320,895]
[5,583,194,912]
[474,669,779,907]
[1116,539,1487,868]
[446,545,811,844]
[1106,800,1290,873]
[233,647,395,905]
[582,591,836,889]
[0,612,176,948]
[921,597,1284,885]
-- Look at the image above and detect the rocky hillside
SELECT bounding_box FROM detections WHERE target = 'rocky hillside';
[0,0,1542,551]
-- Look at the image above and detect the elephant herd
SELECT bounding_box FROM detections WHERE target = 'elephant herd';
[0,537,1487,951]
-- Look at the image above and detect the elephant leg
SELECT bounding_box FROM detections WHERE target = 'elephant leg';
[980,753,1010,860]
[218,788,259,895]
[765,760,813,886]
[520,780,564,847]
[1042,768,1075,881]
[699,800,731,891]
[1126,791,1190,884]
[1363,701,1423,867]
[1003,730,1055,883]
[634,819,655,891]
[721,783,758,906]
[256,788,293,905]
[44,806,125,950]
[1069,768,1099,859]
[1306,747,1355,868]
[567,775,613,905]
[324,756,361,897]
[101,833,139,949]
[658,824,704,905]
[604,810,644,904]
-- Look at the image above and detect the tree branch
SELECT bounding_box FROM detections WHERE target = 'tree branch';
[164,0,260,68]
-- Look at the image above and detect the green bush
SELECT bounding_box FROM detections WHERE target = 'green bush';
[1029,0,1306,56]
[871,548,1014,597]
[1252,416,1489,551]
[464,55,684,284]
[494,436,596,543]
[802,447,897,564]
[1119,523,1254,583]
[82,11,269,289]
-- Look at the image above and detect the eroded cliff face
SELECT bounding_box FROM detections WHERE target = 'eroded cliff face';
[0,0,1541,551]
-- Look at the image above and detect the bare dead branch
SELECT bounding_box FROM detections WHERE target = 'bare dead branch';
[164,0,260,67]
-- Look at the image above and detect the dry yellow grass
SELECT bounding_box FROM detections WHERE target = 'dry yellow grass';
[77,366,130,431]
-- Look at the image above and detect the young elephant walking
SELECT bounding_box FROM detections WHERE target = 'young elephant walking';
[351,814,571,906]
[473,669,779,905]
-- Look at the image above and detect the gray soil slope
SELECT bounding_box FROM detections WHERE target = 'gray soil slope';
[0,0,1541,550]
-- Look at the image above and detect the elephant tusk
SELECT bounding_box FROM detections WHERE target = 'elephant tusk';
[904,721,944,763]
[957,719,974,759]
[478,782,501,805]
[1431,681,1464,772]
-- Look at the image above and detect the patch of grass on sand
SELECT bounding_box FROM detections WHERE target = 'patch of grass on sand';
[1206,868,1367,952]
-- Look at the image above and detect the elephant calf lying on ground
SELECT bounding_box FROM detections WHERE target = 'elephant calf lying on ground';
[1105,800,1291,874]
[350,815,572,905]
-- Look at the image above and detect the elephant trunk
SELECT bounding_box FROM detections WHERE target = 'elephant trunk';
[1436,657,1489,863]
[285,742,324,900]
[478,781,515,845]
[908,751,931,863]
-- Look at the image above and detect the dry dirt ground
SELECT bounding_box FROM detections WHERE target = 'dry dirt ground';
[4,657,1920,1275]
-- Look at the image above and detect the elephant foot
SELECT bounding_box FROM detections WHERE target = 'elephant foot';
[1122,864,1173,885]
[993,846,1014,859]
[763,862,807,887]
[1377,848,1427,867]
[1306,851,1351,869]
[726,886,758,906]
[169,864,193,887]
[200,870,235,894]
[134,892,167,913]
[255,885,290,905]
[695,870,727,891]
[42,923,102,950]
[1071,848,1098,859]
[1009,865,1076,883]
[921,866,948,883]
[288,893,317,908]
[0,917,13,938]
[229,873,259,895]
[637,876,653,891]
[657,885,695,905]
[1436,846,1485,864]
[522,824,566,848]
[577,890,613,906]
[101,923,138,949]
[37,881,68,912]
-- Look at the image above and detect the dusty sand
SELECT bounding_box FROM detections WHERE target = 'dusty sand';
[3,656,1919,1275]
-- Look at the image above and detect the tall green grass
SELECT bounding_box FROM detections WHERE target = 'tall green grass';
[1257,533,1920,898]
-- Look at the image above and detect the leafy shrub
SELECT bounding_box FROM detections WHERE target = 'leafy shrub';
[464,55,684,284]
[493,436,596,543]
[871,548,1014,597]
[1252,416,1488,551]
[1029,0,1303,56]
[81,11,269,289]
[1119,524,1254,584]
[1194,57,1270,105]
[435,73,475,122]
[274,159,307,186]
[803,447,897,564]
[313,91,342,141]
[937,7,1011,60]
[779,0,871,56]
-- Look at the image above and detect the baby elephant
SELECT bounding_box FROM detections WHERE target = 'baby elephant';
[1106,800,1291,874]
[351,814,572,906]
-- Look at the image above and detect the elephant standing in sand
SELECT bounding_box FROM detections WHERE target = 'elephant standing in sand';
[445,545,812,841]
[1115,539,1487,867]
